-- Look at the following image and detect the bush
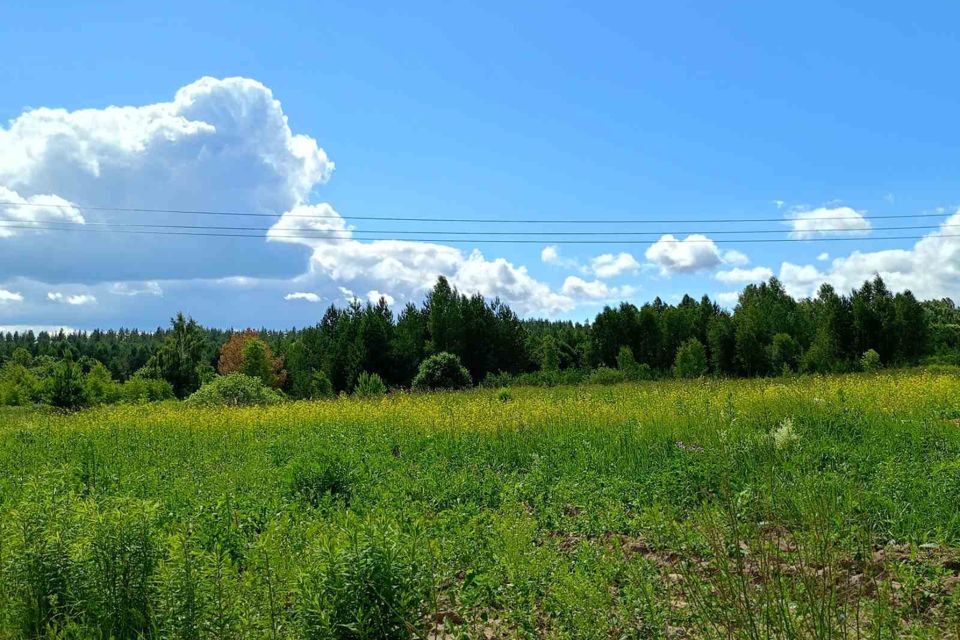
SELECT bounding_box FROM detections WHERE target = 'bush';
[354,371,387,397]
[287,456,354,506]
[586,367,627,386]
[497,388,512,402]
[412,352,471,391]
[84,362,121,405]
[120,377,175,403]
[673,338,708,379]
[617,346,654,381]
[297,525,426,640]
[307,370,334,398]
[861,348,882,372]
[45,359,88,409]
[185,373,284,407]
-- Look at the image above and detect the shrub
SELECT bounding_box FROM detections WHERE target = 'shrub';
[768,333,800,374]
[354,371,387,397]
[308,370,334,398]
[297,525,426,640]
[287,456,354,506]
[0,363,41,406]
[586,367,627,386]
[861,349,882,372]
[185,373,284,407]
[673,338,708,379]
[412,352,471,391]
[120,377,175,403]
[617,346,654,381]
[84,362,121,405]
[45,359,88,409]
[497,388,512,402]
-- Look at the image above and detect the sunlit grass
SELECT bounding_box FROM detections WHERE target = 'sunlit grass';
[1,370,959,638]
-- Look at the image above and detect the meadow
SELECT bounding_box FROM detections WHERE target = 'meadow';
[1,370,959,639]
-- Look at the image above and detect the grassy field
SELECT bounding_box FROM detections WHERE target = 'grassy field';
[1,371,959,639]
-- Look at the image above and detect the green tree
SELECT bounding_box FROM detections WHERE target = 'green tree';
[155,313,207,398]
[412,352,472,391]
[46,358,87,409]
[241,338,276,386]
[541,335,561,372]
[768,333,800,374]
[673,338,708,379]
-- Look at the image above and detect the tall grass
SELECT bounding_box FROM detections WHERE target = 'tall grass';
[0,370,958,638]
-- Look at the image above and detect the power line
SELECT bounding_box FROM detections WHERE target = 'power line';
[0,200,952,225]
[0,222,954,244]
[0,218,957,237]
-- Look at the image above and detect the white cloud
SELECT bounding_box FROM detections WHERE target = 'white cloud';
[0,289,24,303]
[0,76,636,321]
[714,266,774,285]
[716,291,740,307]
[560,276,636,301]
[48,292,96,305]
[645,234,724,274]
[109,281,162,297]
[817,252,830,261]
[588,252,641,278]
[722,250,749,266]
[284,291,321,302]
[779,210,960,299]
[788,206,871,239]
[0,187,84,237]
[366,290,395,306]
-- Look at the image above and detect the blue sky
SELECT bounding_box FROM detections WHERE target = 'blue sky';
[1,1,959,330]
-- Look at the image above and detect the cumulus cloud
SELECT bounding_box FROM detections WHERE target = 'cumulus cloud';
[817,252,830,261]
[48,292,96,305]
[0,289,24,303]
[588,252,641,278]
[787,206,871,239]
[715,291,740,307]
[367,290,395,306]
[714,266,774,285]
[0,76,633,322]
[722,250,749,266]
[284,291,321,302]
[0,76,333,282]
[779,211,960,299]
[0,187,84,237]
[559,276,636,301]
[645,234,725,274]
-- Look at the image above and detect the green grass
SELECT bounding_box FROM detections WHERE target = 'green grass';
[1,370,959,638]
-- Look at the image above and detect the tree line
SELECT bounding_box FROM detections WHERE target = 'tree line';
[2,274,959,407]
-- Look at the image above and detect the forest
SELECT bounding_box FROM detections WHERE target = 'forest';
[2,274,959,408]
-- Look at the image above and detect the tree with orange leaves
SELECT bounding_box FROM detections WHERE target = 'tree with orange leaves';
[217,329,287,388]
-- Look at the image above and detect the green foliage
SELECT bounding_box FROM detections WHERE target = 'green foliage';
[673,337,708,378]
[240,338,275,386]
[1,372,959,637]
[586,366,627,385]
[120,376,175,403]
[45,358,87,409]
[308,369,334,398]
[0,362,41,406]
[497,388,513,402]
[84,361,121,405]
[186,373,284,407]
[354,371,387,397]
[616,345,653,381]
[861,348,882,372]
[767,332,800,374]
[296,525,427,640]
[540,335,560,372]
[287,456,354,506]
[155,313,207,398]
[412,352,472,391]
